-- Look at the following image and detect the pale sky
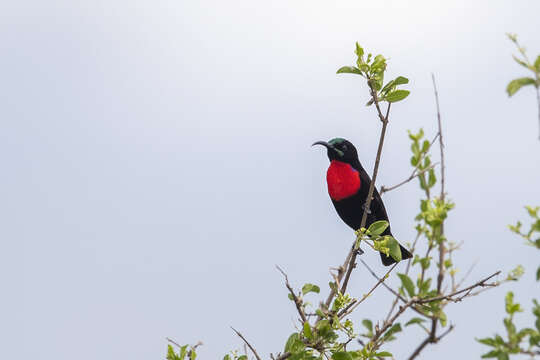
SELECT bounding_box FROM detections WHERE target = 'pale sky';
[3,1,540,359]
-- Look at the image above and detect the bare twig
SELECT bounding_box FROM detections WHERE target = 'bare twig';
[407,324,455,360]
[385,233,421,320]
[536,87,540,140]
[380,162,439,194]
[417,271,501,304]
[359,259,405,301]
[370,298,417,349]
[166,338,202,350]
[433,72,446,296]
[166,337,183,349]
[359,259,437,320]
[276,265,307,323]
[338,262,398,319]
[231,327,262,360]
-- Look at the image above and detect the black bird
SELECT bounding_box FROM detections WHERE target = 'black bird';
[313,138,412,265]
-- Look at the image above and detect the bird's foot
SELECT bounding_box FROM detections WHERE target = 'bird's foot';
[355,248,365,256]
[362,203,372,214]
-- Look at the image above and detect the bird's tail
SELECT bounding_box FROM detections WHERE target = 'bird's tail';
[380,243,413,266]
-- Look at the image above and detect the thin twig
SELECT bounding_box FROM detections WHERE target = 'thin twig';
[536,87,540,140]
[340,98,392,295]
[276,265,307,323]
[417,271,501,304]
[358,258,437,320]
[456,261,477,289]
[385,233,421,321]
[359,259,405,301]
[338,263,398,319]
[380,162,439,194]
[231,327,262,360]
[407,324,455,360]
[166,337,183,349]
[370,298,417,349]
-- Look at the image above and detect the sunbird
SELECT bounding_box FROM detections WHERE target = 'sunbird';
[313,138,412,265]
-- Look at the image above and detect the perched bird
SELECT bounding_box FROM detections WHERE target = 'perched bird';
[313,138,412,265]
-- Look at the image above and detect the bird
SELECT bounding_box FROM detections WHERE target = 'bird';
[313,137,412,265]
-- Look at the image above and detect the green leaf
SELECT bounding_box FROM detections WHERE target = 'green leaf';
[316,320,338,342]
[385,90,410,103]
[398,273,415,297]
[167,345,181,360]
[512,54,530,69]
[284,333,305,353]
[536,265,540,281]
[535,55,540,72]
[427,169,436,188]
[394,76,409,85]
[302,283,320,295]
[382,323,402,341]
[337,66,363,75]
[362,319,373,332]
[180,345,188,360]
[405,317,426,327]
[477,337,498,347]
[481,349,503,358]
[387,236,402,262]
[367,220,389,236]
[303,322,313,339]
[355,42,364,59]
[375,352,393,357]
[238,356,247,360]
[505,292,523,314]
[506,77,536,96]
[439,311,447,327]
[332,352,353,360]
[329,282,337,292]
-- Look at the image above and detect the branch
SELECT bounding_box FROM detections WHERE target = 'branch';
[407,324,455,360]
[338,262,398,319]
[417,271,501,304]
[380,162,439,194]
[339,95,392,295]
[370,298,417,349]
[359,259,436,320]
[320,89,392,317]
[231,327,262,360]
[276,265,308,323]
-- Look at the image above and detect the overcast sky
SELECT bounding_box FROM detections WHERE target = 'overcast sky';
[3,1,540,359]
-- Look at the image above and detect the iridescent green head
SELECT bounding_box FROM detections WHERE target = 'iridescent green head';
[312,138,359,164]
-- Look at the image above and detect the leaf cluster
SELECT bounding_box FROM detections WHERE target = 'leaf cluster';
[337,43,410,104]
[478,206,540,359]
[505,33,540,97]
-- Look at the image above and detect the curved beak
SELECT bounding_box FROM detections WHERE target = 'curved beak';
[312,140,331,149]
[312,140,344,157]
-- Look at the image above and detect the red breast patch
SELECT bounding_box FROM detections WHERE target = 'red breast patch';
[326,160,361,201]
